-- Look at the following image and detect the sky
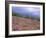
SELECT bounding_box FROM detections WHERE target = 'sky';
[12,7,40,17]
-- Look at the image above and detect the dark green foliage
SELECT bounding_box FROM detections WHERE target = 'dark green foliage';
[12,12,31,18]
[12,12,22,17]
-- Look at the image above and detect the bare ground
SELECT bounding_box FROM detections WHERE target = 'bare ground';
[12,16,40,31]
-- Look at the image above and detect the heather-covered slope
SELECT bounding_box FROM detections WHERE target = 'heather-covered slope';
[12,16,40,31]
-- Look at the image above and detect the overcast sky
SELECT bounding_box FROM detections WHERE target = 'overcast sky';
[12,7,40,17]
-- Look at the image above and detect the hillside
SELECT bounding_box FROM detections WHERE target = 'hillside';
[12,16,40,31]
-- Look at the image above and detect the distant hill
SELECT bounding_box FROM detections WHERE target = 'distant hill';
[12,12,40,21]
[12,12,31,18]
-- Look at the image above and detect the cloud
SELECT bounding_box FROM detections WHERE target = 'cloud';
[12,7,40,17]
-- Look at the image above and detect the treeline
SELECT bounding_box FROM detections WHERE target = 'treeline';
[12,12,40,21]
[12,12,22,17]
[12,12,31,18]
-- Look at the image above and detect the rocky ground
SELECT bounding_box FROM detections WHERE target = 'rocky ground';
[12,16,40,31]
